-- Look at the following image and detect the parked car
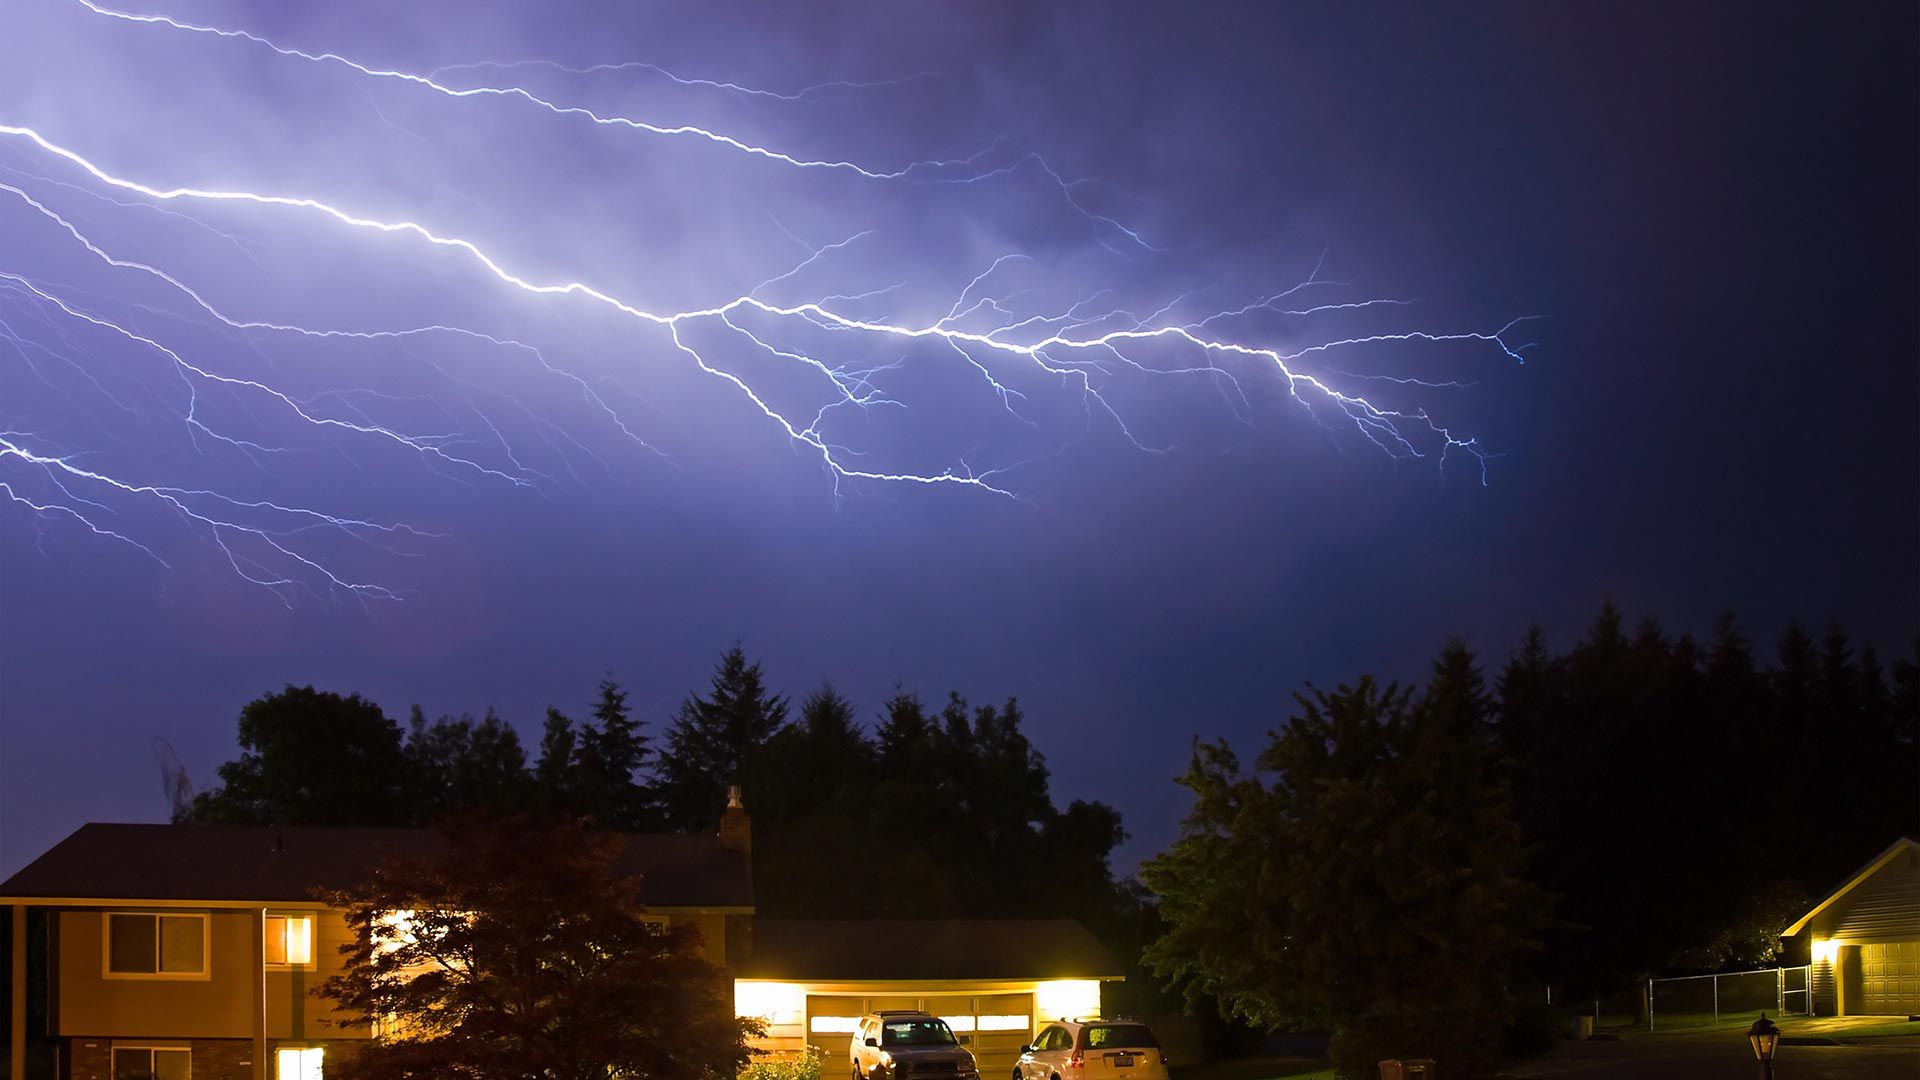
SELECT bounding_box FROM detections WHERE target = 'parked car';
[852,1011,983,1080]
[1014,1020,1168,1080]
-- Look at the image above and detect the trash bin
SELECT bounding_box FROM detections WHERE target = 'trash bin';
[1379,1060,1436,1080]
[1574,1016,1594,1039]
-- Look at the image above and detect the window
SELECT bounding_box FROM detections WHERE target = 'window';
[276,1047,323,1080]
[882,1019,958,1047]
[809,1015,861,1034]
[1081,1025,1158,1050]
[266,915,315,968]
[106,914,206,977]
[111,1046,189,1079]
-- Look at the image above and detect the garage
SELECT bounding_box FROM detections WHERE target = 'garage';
[735,919,1121,1067]
[804,992,1035,1078]
[1787,838,1920,1016]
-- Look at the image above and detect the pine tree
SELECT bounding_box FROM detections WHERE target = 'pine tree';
[573,678,656,829]
[654,648,789,831]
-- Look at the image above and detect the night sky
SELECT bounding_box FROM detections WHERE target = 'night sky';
[1,1,1915,878]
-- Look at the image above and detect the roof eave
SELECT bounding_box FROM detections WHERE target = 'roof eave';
[1782,836,1920,937]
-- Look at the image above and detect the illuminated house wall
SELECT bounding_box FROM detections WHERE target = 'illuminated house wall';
[1785,838,1920,1016]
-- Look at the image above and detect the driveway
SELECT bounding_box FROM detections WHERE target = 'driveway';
[1509,1018,1919,1079]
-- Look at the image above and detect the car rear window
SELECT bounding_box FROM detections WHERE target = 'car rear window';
[1081,1025,1158,1049]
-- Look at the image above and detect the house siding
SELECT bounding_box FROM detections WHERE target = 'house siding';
[56,908,369,1042]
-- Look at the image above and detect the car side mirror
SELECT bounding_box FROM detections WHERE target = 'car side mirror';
[1019,1045,1033,1054]
[958,1036,971,1046]
[865,1039,879,1048]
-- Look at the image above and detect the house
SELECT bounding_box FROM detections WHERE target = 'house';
[1783,836,1920,1017]
[3,797,1122,1080]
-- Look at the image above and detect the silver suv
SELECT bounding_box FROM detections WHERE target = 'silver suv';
[851,1011,982,1080]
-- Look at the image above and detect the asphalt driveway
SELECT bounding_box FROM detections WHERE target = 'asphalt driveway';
[1510,1018,1919,1079]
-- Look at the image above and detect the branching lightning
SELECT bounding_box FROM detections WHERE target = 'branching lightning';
[0,0,1533,602]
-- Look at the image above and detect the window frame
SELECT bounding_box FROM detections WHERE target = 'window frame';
[274,1044,325,1080]
[103,912,211,981]
[110,1043,192,1079]
[264,913,318,971]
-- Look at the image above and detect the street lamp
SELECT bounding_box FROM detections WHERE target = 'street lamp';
[1747,1013,1781,1076]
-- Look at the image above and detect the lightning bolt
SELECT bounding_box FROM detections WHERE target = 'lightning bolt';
[1,2,1533,601]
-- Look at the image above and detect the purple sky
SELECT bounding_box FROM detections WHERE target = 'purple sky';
[2,1,1915,877]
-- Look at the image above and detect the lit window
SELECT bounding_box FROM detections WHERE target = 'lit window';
[734,981,804,1026]
[1034,980,1100,1023]
[107,914,206,977]
[266,915,315,967]
[942,1015,977,1033]
[276,1046,324,1080]
[112,1047,189,1080]
[979,1015,1031,1032]
[809,1015,861,1034]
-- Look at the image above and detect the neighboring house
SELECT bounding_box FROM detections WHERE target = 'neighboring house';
[1783,836,1920,1017]
[3,797,1122,1080]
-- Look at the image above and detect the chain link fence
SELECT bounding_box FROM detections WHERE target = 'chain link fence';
[1647,966,1812,1030]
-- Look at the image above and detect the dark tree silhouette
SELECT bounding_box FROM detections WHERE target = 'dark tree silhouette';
[190,686,413,827]
[319,816,759,1080]
[1144,663,1542,1079]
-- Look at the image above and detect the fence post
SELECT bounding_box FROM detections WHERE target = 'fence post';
[1648,977,1655,1031]
[1712,974,1718,1027]
[1777,967,1784,1015]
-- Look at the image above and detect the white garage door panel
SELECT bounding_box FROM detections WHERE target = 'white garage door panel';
[1860,941,1920,1016]
[804,992,1035,1079]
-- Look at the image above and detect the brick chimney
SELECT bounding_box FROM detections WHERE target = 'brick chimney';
[718,784,751,857]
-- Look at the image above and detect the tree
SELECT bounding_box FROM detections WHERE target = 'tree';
[404,707,531,823]
[571,679,657,829]
[1143,668,1543,1079]
[531,708,580,815]
[319,816,760,1080]
[190,686,414,827]
[655,647,789,830]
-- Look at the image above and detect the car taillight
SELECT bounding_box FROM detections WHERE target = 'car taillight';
[1067,1052,1084,1070]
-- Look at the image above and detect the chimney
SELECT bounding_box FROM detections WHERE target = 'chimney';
[718,784,751,857]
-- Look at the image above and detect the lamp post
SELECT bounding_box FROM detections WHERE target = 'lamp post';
[1747,1013,1781,1078]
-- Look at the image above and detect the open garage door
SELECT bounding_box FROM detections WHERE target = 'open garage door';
[1860,942,1920,1016]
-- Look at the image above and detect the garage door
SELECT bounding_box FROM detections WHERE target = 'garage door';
[805,993,1034,1078]
[1861,941,1920,1016]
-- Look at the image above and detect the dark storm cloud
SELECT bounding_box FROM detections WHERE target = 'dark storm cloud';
[1,1,1914,875]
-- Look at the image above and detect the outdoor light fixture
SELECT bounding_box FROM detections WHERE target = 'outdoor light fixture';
[1747,1013,1781,1075]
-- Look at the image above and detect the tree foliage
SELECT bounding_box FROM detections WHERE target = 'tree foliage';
[1142,649,1542,1079]
[318,816,759,1080]
[190,686,415,826]
[1496,608,1918,995]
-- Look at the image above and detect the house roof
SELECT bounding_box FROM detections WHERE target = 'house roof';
[740,919,1124,981]
[0,822,752,909]
[1783,836,1920,937]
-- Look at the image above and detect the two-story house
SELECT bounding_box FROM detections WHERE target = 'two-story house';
[4,796,1122,1080]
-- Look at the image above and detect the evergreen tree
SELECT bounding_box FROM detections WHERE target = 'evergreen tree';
[572,678,657,829]
[532,707,579,815]
[655,647,789,831]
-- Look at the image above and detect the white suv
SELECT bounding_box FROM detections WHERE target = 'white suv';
[1014,1020,1168,1080]
[852,1012,982,1080]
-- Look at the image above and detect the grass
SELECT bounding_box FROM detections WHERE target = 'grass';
[1172,1056,1337,1080]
